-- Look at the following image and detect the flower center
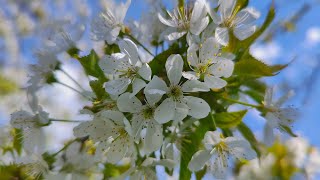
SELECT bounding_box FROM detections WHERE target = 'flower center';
[142,106,154,120]
[168,85,183,101]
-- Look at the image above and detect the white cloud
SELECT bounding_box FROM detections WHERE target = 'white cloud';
[250,42,281,64]
[305,27,320,46]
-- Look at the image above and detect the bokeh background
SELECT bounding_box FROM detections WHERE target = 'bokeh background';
[0,0,320,178]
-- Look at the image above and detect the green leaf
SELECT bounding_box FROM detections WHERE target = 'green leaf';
[12,129,23,155]
[213,110,247,129]
[0,74,18,96]
[234,54,287,77]
[90,80,106,100]
[237,122,261,157]
[179,117,212,180]
[195,166,207,180]
[280,125,297,137]
[77,50,106,81]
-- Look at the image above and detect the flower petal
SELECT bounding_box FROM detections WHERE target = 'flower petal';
[181,80,210,92]
[203,131,222,150]
[130,78,146,98]
[215,27,229,46]
[165,54,184,85]
[119,38,140,65]
[204,75,227,89]
[208,59,234,78]
[138,63,152,81]
[199,37,220,64]
[158,13,176,27]
[144,120,163,153]
[104,78,131,95]
[187,43,200,67]
[117,93,142,113]
[172,102,189,122]
[106,136,128,163]
[154,98,175,124]
[144,76,168,105]
[225,138,257,160]
[188,150,211,171]
[190,16,209,35]
[182,71,199,80]
[184,96,211,119]
[233,24,256,40]
[73,121,92,138]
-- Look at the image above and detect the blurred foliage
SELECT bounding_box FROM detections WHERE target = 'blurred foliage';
[0,74,18,96]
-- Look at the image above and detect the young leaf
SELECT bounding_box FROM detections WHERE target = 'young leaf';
[237,122,261,157]
[213,110,247,128]
[77,50,106,81]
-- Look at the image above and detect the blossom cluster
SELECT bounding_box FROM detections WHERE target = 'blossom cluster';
[2,0,318,179]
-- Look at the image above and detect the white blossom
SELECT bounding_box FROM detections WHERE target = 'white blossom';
[158,0,209,40]
[188,131,256,179]
[144,54,211,124]
[117,92,163,154]
[263,87,299,146]
[113,157,175,180]
[184,37,235,89]
[91,0,131,44]
[10,105,49,154]
[99,38,151,96]
[207,0,260,46]
[73,110,134,163]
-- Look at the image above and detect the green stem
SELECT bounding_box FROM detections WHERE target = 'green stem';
[50,119,83,123]
[222,96,262,108]
[125,34,155,57]
[210,112,217,131]
[51,139,77,157]
[56,81,91,100]
[59,68,85,91]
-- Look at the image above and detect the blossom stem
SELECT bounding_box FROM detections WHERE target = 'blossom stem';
[50,119,83,123]
[59,68,86,91]
[56,81,91,100]
[125,34,155,57]
[221,97,262,108]
[51,139,77,157]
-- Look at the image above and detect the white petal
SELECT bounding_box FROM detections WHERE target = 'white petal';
[210,150,228,179]
[165,54,184,85]
[119,38,139,65]
[277,107,298,125]
[99,54,122,74]
[184,96,211,119]
[131,115,145,142]
[206,3,222,24]
[199,37,220,64]
[100,110,126,126]
[264,87,274,106]
[187,44,200,67]
[106,136,128,163]
[208,59,234,78]
[215,27,229,46]
[138,63,152,81]
[167,31,187,41]
[203,131,222,150]
[188,150,211,171]
[73,121,92,138]
[190,16,209,35]
[23,128,46,154]
[263,124,275,146]
[234,7,260,25]
[94,141,110,161]
[154,98,175,124]
[204,75,227,89]
[225,138,257,160]
[114,0,131,22]
[10,110,34,129]
[219,0,236,20]
[182,71,199,80]
[182,80,210,92]
[144,120,163,153]
[191,0,207,23]
[233,25,256,40]
[202,22,218,41]
[187,33,200,47]
[158,13,176,27]
[172,102,189,122]
[144,76,168,105]
[104,78,131,95]
[130,78,146,98]
[117,93,142,113]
